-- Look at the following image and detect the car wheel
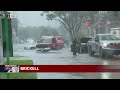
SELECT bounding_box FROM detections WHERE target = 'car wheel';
[99,47,105,58]
[106,54,113,58]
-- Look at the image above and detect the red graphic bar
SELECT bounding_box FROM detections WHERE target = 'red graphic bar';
[19,65,120,73]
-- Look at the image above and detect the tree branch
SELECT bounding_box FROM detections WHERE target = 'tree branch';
[54,19,71,33]
[76,17,84,32]
[59,16,72,30]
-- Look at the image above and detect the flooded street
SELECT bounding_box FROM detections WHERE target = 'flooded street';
[13,43,120,79]
[1,11,120,79]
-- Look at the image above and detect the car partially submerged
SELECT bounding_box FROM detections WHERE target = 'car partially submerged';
[24,40,37,50]
[24,44,36,50]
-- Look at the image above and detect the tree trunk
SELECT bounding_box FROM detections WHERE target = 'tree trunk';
[69,32,73,41]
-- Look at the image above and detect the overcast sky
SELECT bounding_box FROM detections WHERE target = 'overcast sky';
[15,11,60,27]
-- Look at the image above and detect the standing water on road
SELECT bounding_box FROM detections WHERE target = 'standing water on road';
[8,11,120,79]
[13,43,120,79]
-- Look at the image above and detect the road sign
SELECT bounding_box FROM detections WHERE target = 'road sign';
[7,14,16,19]
[0,14,16,19]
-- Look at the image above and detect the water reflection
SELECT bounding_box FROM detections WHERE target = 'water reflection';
[13,43,120,79]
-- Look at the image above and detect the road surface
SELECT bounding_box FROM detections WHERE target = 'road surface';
[13,43,120,79]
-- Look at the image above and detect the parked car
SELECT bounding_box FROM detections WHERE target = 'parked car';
[80,37,92,53]
[87,34,120,58]
[24,41,37,50]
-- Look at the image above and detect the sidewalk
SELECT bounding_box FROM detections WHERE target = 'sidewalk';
[0,56,31,65]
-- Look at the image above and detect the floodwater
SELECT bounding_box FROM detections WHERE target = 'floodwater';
[13,43,120,79]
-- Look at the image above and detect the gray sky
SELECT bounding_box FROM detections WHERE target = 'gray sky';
[16,11,60,27]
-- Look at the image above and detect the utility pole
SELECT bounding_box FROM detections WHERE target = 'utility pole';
[0,11,13,79]
[4,11,9,65]
[2,12,13,58]
[4,11,10,79]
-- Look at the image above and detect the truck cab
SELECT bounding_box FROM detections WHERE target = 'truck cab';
[36,36,64,51]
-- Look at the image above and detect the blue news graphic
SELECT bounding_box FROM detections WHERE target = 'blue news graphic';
[0,65,8,72]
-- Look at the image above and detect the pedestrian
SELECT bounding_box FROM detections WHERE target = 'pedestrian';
[77,38,81,54]
[71,38,78,56]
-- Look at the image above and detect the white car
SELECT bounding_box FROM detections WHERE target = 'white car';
[24,43,36,50]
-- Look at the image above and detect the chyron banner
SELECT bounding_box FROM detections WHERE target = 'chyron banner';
[19,65,120,73]
[1,65,120,73]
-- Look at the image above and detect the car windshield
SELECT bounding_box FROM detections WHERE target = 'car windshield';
[80,38,92,43]
[41,38,52,43]
[101,35,120,40]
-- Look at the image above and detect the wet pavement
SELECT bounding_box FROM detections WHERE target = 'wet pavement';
[13,43,120,79]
